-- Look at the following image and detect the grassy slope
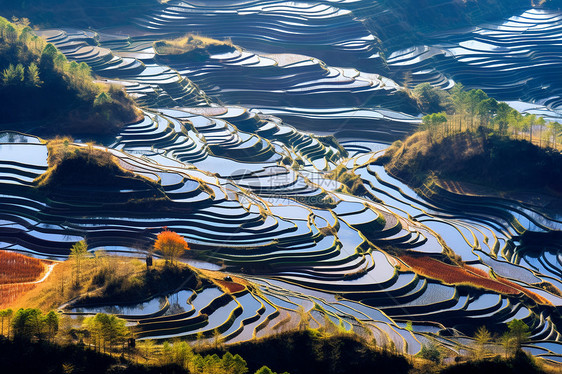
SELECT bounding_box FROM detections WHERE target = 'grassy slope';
[8,256,200,311]
[381,131,562,196]
[35,139,161,190]
[154,34,235,57]
[32,138,173,214]
[0,18,141,139]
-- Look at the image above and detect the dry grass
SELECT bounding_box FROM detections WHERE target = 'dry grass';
[154,34,234,56]
[8,255,146,311]
[196,268,248,294]
[325,164,365,195]
[0,251,53,308]
[0,284,37,308]
[399,255,551,305]
[0,251,46,284]
[35,137,131,188]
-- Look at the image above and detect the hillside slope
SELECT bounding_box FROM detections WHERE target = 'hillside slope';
[0,17,140,138]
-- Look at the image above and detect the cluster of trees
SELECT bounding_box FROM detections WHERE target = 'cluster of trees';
[157,340,284,374]
[473,320,531,358]
[414,83,562,149]
[0,308,59,342]
[0,17,92,92]
[418,319,531,365]
[0,307,132,356]
[83,313,129,354]
[2,62,40,86]
[0,17,139,137]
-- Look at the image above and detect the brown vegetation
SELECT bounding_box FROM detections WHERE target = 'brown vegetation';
[0,284,36,308]
[0,252,52,308]
[196,268,249,294]
[325,164,366,195]
[0,251,46,284]
[398,255,551,305]
[154,34,235,59]
[8,254,201,311]
[35,137,164,196]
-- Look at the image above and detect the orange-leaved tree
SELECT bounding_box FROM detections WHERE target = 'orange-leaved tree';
[154,230,189,266]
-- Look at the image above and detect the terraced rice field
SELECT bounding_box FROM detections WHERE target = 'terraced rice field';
[3,0,562,364]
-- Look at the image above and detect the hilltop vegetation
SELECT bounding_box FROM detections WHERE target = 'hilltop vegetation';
[383,131,562,193]
[0,323,552,374]
[35,138,162,192]
[154,34,236,61]
[381,85,562,199]
[0,17,140,138]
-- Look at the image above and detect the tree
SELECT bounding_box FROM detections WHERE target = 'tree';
[467,89,488,130]
[507,319,530,352]
[2,64,24,85]
[405,321,413,332]
[94,91,112,106]
[83,313,129,354]
[12,308,42,340]
[476,97,498,128]
[43,310,59,342]
[524,114,536,144]
[171,341,193,368]
[474,326,492,357]
[0,309,13,336]
[450,83,467,132]
[296,305,310,331]
[508,109,524,138]
[546,121,562,149]
[18,25,32,43]
[26,62,41,87]
[419,342,442,363]
[536,116,546,147]
[498,332,512,358]
[413,83,449,113]
[154,230,189,266]
[3,23,18,44]
[421,112,447,141]
[39,43,59,81]
[70,240,88,286]
[221,352,248,374]
[494,102,512,135]
[254,366,275,374]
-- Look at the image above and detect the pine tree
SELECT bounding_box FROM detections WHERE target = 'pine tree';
[26,62,41,87]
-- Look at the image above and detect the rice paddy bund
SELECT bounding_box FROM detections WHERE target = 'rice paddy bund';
[2,0,562,369]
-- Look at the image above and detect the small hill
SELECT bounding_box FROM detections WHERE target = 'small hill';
[154,34,237,61]
[381,130,562,196]
[0,17,140,138]
[35,138,166,204]
[199,330,411,374]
